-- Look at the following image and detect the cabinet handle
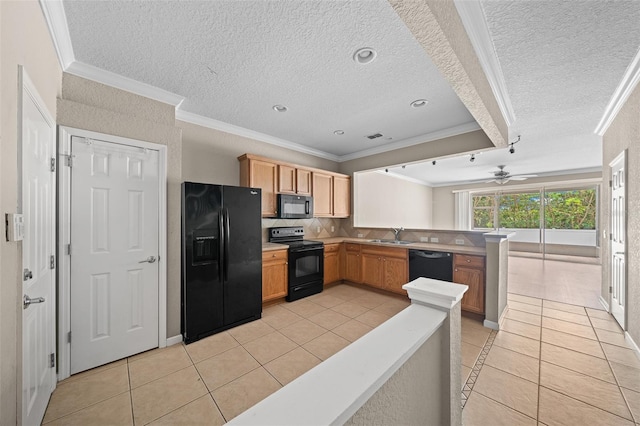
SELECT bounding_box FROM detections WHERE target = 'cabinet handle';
[272,254,276,257]
[455,268,458,272]
[285,262,288,265]
[466,259,471,263]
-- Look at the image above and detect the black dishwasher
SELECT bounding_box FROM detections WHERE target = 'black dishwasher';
[409,250,453,282]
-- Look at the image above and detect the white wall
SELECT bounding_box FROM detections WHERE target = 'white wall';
[354,171,432,229]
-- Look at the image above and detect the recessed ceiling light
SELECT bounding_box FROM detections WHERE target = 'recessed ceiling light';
[410,99,429,108]
[353,48,377,65]
[334,130,344,135]
[272,105,288,112]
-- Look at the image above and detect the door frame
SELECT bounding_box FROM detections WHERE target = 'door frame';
[57,126,167,380]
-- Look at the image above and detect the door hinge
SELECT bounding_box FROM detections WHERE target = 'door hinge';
[609,286,613,294]
[66,244,71,255]
[50,158,56,172]
[50,255,55,269]
[49,353,55,368]
[65,154,74,168]
[67,331,71,343]
[609,180,612,187]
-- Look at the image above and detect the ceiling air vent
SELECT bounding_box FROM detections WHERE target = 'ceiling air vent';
[366,133,383,140]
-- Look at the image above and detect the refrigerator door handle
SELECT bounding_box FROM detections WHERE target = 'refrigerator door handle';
[219,208,225,283]
[224,208,230,282]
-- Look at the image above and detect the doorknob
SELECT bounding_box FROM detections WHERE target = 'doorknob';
[23,294,45,309]
[23,268,33,281]
[139,256,157,264]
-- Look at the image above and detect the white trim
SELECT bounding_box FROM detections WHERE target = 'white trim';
[595,47,640,135]
[66,61,185,107]
[166,335,184,347]
[483,320,499,330]
[451,176,603,194]
[373,170,432,187]
[337,122,481,162]
[454,0,516,127]
[402,278,468,311]
[57,126,168,380]
[39,0,75,69]
[625,332,640,361]
[599,295,610,312]
[175,109,340,162]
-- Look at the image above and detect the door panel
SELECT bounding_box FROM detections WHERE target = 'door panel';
[610,152,626,328]
[70,137,159,374]
[21,69,56,426]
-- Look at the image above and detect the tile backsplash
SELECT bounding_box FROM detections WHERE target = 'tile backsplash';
[262,218,486,247]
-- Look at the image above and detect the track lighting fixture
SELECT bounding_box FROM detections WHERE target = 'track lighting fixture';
[385,168,389,173]
[432,160,436,165]
[470,154,475,163]
[508,135,521,154]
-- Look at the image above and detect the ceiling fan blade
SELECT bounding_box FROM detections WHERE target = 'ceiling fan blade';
[513,174,538,178]
[509,176,528,181]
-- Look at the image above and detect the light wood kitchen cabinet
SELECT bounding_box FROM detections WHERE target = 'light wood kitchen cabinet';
[343,243,362,283]
[360,245,408,295]
[312,171,333,217]
[333,175,351,218]
[262,249,288,302]
[278,165,312,196]
[239,155,277,217]
[323,243,341,285]
[453,254,485,314]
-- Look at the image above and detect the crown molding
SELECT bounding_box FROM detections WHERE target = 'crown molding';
[337,122,481,162]
[594,47,640,135]
[39,0,75,69]
[454,0,516,127]
[66,61,185,107]
[175,110,340,162]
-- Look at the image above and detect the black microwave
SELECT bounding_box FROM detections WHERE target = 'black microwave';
[277,194,313,219]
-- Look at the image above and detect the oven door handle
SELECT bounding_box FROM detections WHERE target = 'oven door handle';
[290,247,324,253]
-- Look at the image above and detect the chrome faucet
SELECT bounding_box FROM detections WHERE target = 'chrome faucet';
[392,227,404,241]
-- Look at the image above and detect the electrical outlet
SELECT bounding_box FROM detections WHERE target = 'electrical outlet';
[316,226,321,233]
[358,233,364,238]
[430,237,439,243]
[455,239,465,245]
[331,226,335,232]
[420,237,429,242]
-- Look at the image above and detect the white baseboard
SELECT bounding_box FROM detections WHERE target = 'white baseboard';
[483,320,499,330]
[625,332,640,361]
[166,334,183,346]
[599,296,610,312]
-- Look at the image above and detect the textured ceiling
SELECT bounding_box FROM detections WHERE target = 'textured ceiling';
[62,0,475,157]
[388,0,640,185]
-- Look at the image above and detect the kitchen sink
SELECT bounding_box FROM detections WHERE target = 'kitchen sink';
[369,239,413,245]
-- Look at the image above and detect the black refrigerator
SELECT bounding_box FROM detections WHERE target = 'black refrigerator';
[181,182,262,344]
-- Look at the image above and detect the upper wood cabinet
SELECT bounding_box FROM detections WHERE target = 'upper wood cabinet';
[239,155,277,217]
[278,165,312,196]
[312,172,333,217]
[239,154,350,218]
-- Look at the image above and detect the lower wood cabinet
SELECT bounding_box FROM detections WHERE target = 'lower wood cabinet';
[343,243,362,283]
[262,249,288,302]
[324,243,341,285]
[360,245,408,295]
[453,254,485,314]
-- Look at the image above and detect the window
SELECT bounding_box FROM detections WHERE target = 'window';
[472,194,495,229]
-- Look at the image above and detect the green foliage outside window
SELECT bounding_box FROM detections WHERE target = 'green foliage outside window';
[472,189,596,230]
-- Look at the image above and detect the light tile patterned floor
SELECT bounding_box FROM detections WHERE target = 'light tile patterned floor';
[43,284,413,425]
[462,293,640,426]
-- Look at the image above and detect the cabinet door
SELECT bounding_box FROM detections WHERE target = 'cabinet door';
[324,252,340,285]
[262,251,288,302]
[333,175,351,218]
[312,172,333,217]
[383,257,408,295]
[362,254,384,288]
[344,251,362,283]
[278,165,296,194]
[454,266,485,314]
[250,160,277,217]
[296,168,312,196]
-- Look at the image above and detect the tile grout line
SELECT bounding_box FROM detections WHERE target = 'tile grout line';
[127,357,135,425]
[536,304,543,423]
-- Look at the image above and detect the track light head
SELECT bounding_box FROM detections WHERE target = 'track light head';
[432,160,436,165]
[509,144,515,154]
[385,168,389,173]
[470,154,475,163]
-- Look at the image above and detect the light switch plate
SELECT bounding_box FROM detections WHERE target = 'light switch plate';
[430,237,439,243]
[420,237,429,242]
[6,213,24,242]
[357,233,364,238]
[455,239,465,245]
[331,226,335,232]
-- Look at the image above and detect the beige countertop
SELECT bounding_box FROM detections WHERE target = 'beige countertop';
[314,237,486,255]
[263,237,486,255]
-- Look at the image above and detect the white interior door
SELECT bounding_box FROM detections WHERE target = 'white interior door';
[610,151,626,328]
[20,68,56,426]
[70,136,160,374]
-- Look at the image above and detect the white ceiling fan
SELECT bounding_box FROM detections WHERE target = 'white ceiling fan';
[485,165,537,185]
